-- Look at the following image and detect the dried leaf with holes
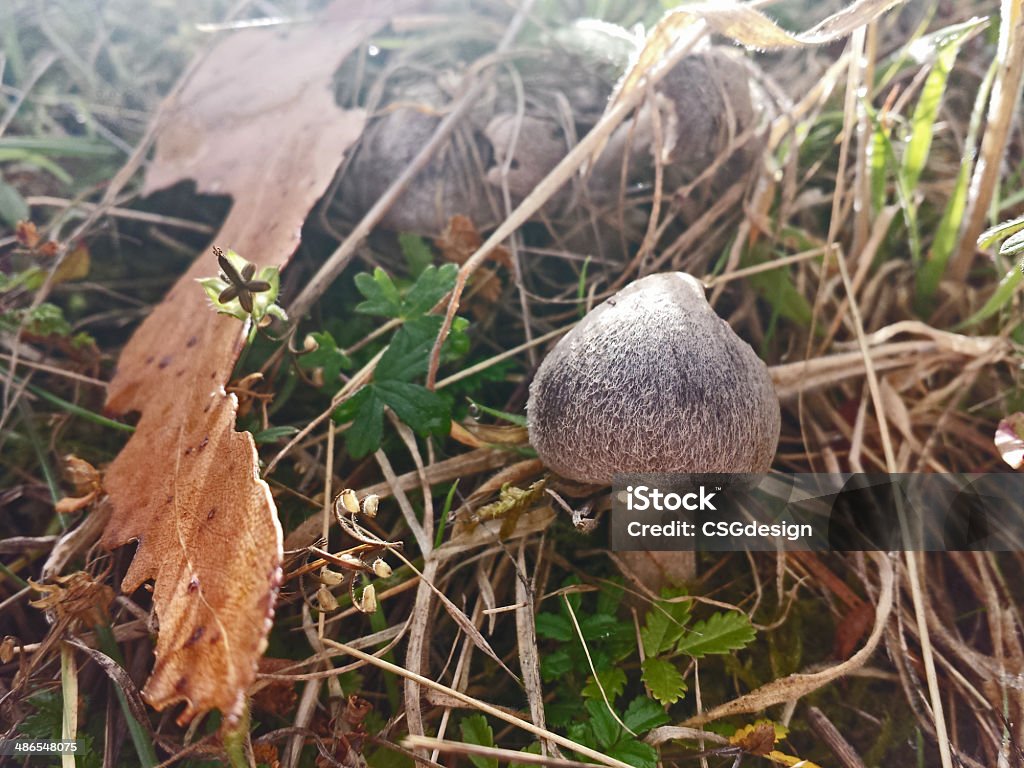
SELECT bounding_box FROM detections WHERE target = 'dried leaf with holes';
[99,0,404,725]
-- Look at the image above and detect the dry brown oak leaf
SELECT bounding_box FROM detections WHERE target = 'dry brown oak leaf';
[101,0,408,725]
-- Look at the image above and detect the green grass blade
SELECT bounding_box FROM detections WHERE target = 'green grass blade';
[901,18,988,192]
[917,56,997,301]
[958,263,1023,327]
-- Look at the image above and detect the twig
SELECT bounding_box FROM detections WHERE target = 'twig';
[806,706,868,768]
[404,735,597,767]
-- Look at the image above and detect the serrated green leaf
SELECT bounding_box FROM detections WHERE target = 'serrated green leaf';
[459,714,497,768]
[535,613,573,642]
[640,590,691,657]
[567,721,596,751]
[376,315,442,381]
[374,379,450,436]
[608,738,659,768]
[677,611,755,659]
[641,657,688,706]
[596,578,626,616]
[354,267,403,317]
[400,232,434,274]
[540,648,573,681]
[578,613,620,642]
[585,699,620,750]
[334,387,385,458]
[582,666,627,702]
[404,263,457,316]
[622,695,670,734]
[508,743,542,768]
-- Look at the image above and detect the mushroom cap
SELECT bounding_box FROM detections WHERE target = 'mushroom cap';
[527,272,780,485]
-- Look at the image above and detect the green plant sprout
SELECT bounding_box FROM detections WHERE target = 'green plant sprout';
[197,247,287,338]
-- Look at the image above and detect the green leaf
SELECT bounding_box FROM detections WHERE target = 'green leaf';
[622,695,669,734]
[535,613,573,642]
[252,426,299,444]
[640,590,691,657]
[597,579,626,616]
[374,379,450,436]
[354,262,456,319]
[335,387,385,458]
[918,53,997,301]
[0,135,120,157]
[0,178,29,226]
[578,613,620,642]
[376,315,442,381]
[404,263,457,316]
[584,699,621,750]
[608,738,659,768]
[978,214,1024,250]
[641,657,688,706]
[355,267,403,318]
[1000,228,1024,257]
[677,611,756,659]
[459,714,497,768]
[508,743,542,768]
[400,232,434,274]
[583,666,627,702]
[540,648,573,681]
[748,263,813,326]
[299,331,351,386]
[959,264,1023,328]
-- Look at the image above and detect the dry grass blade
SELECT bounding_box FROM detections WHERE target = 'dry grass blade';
[950,0,1024,280]
[325,639,637,768]
[404,735,596,767]
[392,548,521,684]
[614,0,906,104]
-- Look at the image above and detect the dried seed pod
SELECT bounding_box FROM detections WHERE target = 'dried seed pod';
[319,568,344,587]
[527,272,779,485]
[357,584,377,614]
[372,558,392,578]
[337,489,359,516]
[361,494,379,518]
[316,585,338,613]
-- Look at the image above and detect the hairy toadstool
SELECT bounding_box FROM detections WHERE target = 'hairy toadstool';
[527,272,780,485]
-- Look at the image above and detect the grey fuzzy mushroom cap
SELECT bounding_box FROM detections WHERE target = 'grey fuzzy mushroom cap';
[527,272,780,485]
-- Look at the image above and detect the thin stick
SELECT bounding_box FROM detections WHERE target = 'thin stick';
[26,196,214,233]
[323,638,638,768]
[404,736,596,768]
[834,248,953,768]
[806,706,868,768]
